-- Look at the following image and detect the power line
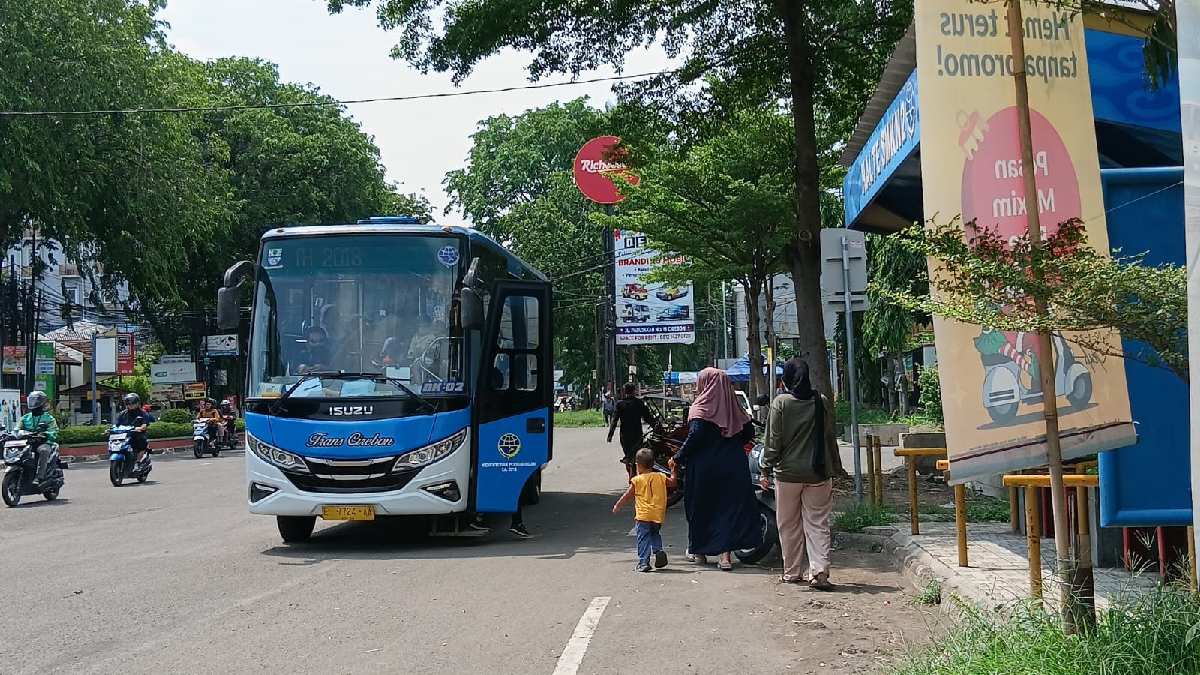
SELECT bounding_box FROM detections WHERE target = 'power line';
[0,71,675,118]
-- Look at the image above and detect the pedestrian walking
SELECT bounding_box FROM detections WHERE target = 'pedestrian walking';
[760,357,847,590]
[607,383,660,481]
[601,389,615,426]
[669,367,762,571]
[612,448,678,572]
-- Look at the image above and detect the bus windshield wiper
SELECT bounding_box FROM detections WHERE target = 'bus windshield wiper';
[307,371,437,414]
[270,372,323,415]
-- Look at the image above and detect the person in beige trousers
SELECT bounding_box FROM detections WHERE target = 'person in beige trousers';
[760,358,847,590]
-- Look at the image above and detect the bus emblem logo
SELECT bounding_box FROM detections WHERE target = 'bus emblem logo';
[266,248,282,267]
[497,433,521,459]
[437,246,459,266]
[328,405,373,416]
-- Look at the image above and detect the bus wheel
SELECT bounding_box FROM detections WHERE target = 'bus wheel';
[520,470,542,506]
[277,516,316,543]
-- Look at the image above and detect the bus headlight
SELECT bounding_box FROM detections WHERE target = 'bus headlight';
[247,433,310,474]
[394,429,468,471]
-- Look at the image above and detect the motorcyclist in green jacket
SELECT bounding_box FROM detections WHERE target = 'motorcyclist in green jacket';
[15,391,59,486]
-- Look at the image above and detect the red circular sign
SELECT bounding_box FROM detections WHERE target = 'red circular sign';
[573,136,639,204]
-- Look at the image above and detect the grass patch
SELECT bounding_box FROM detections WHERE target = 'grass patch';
[554,409,607,428]
[916,500,1011,523]
[891,584,1200,675]
[833,400,943,430]
[834,502,898,533]
[915,579,942,606]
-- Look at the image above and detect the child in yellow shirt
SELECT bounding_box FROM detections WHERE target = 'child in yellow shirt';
[613,448,678,572]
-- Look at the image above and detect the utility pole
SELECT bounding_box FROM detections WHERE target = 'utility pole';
[603,207,618,396]
[1006,1,1083,632]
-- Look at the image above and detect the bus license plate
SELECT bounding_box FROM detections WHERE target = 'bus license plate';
[322,505,375,521]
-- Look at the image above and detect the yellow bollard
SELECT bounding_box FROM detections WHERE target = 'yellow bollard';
[1010,486,1020,533]
[865,434,877,505]
[907,455,919,535]
[954,483,968,567]
[1025,485,1043,600]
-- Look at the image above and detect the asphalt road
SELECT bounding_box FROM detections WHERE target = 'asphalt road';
[0,428,923,675]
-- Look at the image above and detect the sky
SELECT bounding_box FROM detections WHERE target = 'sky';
[159,0,673,228]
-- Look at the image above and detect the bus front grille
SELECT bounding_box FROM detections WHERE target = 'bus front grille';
[283,456,421,493]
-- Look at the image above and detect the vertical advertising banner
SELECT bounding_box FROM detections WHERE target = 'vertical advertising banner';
[613,230,695,345]
[2,346,27,375]
[117,333,136,376]
[34,343,55,400]
[1179,0,1199,541]
[915,0,1136,483]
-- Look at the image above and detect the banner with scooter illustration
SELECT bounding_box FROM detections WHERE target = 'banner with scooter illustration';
[915,0,1136,483]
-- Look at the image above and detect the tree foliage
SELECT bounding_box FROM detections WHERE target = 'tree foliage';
[445,98,711,390]
[0,1,425,347]
[881,218,1188,383]
[328,0,914,399]
[600,106,795,398]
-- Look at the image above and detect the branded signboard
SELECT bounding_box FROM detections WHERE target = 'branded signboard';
[613,230,695,345]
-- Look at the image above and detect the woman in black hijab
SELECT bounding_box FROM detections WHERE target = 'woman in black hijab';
[760,358,846,589]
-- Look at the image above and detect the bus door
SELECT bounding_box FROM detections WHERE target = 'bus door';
[474,282,553,513]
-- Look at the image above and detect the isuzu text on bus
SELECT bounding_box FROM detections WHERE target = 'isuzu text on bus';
[216,217,553,543]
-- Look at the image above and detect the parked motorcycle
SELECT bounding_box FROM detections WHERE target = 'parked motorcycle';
[192,419,220,458]
[2,423,67,507]
[108,425,152,486]
[734,442,780,565]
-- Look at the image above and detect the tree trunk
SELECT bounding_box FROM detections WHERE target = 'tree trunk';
[744,279,766,401]
[778,0,833,399]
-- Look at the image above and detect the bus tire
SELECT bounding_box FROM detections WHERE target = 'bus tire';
[277,516,316,543]
[520,470,542,506]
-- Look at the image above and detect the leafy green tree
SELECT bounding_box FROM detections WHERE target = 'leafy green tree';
[602,107,795,399]
[326,0,914,397]
[882,218,1188,383]
[445,99,711,391]
[864,233,930,412]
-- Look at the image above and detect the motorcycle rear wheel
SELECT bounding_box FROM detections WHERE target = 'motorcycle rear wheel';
[42,489,58,501]
[734,501,779,565]
[109,461,124,487]
[2,471,22,506]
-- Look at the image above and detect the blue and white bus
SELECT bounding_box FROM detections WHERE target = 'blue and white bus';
[216,217,553,543]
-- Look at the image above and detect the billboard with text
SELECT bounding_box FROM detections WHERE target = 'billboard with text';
[613,230,695,346]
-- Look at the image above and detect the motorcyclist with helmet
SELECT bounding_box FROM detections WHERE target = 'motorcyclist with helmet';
[15,391,59,487]
[196,398,223,443]
[219,398,237,444]
[115,393,154,465]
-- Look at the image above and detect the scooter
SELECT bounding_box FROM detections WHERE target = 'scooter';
[982,331,1093,425]
[192,419,220,458]
[2,423,67,507]
[734,442,780,565]
[108,425,153,486]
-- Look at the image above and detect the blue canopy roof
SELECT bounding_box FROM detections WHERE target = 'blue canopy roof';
[725,354,783,383]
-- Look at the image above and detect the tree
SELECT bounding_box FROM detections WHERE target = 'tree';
[881,217,1188,382]
[602,107,795,399]
[446,99,711,390]
[864,233,930,412]
[326,0,914,398]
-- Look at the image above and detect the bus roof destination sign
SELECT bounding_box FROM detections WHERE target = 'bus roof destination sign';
[573,136,640,204]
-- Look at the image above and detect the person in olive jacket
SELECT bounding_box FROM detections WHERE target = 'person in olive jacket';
[760,358,847,590]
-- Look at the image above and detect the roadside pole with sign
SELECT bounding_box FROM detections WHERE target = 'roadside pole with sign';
[573,136,639,399]
[821,228,868,503]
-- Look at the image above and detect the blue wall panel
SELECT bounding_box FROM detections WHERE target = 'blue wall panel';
[1098,167,1190,527]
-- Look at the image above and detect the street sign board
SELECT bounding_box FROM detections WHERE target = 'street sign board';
[150,361,197,385]
[820,228,869,310]
[205,334,239,357]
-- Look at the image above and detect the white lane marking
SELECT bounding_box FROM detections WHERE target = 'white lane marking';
[552,596,611,675]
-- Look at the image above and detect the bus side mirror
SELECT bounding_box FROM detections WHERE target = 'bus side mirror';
[217,261,254,330]
[217,288,241,330]
[461,288,484,331]
[463,257,480,288]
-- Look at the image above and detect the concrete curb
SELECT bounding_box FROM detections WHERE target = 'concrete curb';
[834,528,1008,617]
[64,447,245,464]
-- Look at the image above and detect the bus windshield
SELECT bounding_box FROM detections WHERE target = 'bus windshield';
[248,234,465,399]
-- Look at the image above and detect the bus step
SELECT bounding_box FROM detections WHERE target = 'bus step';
[428,517,490,538]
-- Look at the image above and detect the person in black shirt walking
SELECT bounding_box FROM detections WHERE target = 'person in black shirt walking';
[607,383,660,481]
